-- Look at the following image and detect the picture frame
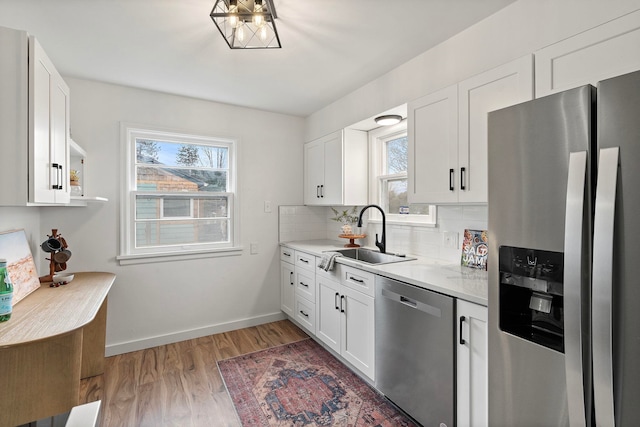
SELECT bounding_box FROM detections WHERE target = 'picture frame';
[0,229,40,305]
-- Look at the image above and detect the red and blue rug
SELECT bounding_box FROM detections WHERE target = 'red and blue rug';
[218,338,417,426]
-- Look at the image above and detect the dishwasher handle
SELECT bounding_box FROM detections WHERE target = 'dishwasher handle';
[381,288,442,318]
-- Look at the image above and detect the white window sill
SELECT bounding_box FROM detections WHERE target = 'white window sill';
[368,218,437,228]
[117,246,243,265]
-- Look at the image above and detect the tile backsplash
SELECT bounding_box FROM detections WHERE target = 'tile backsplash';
[278,205,488,263]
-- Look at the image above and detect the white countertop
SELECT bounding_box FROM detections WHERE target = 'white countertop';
[280,240,488,306]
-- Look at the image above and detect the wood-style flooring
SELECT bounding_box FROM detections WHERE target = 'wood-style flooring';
[79,320,308,427]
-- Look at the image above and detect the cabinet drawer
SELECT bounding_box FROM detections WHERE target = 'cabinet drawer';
[316,258,342,280]
[294,295,316,334]
[342,265,375,297]
[295,251,316,271]
[295,268,316,302]
[280,246,294,264]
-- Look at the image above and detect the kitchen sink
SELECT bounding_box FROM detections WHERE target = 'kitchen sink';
[330,248,415,265]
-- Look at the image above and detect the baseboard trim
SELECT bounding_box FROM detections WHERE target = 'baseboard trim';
[105,311,286,356]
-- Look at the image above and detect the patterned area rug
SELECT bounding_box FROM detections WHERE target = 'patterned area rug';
[218,338,418,426]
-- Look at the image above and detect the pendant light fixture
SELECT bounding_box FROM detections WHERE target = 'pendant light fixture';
[210,0,281,49]
[374,114,403,126]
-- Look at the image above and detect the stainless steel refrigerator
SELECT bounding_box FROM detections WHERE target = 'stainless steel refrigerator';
[487,69,640,427]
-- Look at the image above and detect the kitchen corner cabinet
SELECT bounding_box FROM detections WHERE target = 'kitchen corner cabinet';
[535,9,640,98]
[408,55,533,204]
[456,299,488,427]
[303,129,368,206]
[0,26,71,206]
[280,248,318,335]
[280,247,295,317]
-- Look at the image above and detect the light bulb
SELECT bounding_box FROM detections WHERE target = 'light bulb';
[237,23,244,42]
[253,0,265,27]
[228,5,238,27]
[260,25,268,41]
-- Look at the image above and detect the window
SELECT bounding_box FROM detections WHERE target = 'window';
[369,120,436,224]
[119,125,240,263]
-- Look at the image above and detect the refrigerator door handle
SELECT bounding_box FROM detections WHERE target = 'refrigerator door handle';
[564,151,588,427]
[592,146,620,427]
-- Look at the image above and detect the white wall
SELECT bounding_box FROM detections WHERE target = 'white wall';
[305,0,640,141]
[279,205,488,264]
[37,78,305,354]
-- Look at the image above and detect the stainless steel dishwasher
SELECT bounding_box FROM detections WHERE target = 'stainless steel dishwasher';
[375,275,455,427]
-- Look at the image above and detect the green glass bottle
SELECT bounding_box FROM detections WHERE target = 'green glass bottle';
[0,258,13,322]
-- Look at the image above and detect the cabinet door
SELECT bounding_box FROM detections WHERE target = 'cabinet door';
[408,84,458,204]
[458,55,533,204]
[456,300,488,427]
[295,268,315,303]
[316,277,341,354]
[535,9,640,98]
[30,38,55,204]
[321,132,344,205]
[341,286,375,380]
[29,37,70,204]
[280,261,295,317]
[303,139,325,205]
[51,75,70,204]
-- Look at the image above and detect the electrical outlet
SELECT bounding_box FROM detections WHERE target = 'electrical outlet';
[250,242,259,254]
[443,231,459,249]
[264,200,272,213]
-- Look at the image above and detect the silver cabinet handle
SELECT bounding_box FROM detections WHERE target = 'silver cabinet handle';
[316,185,320,198]
[340,295,345,313]
[335,292,340,310]
[57,164,64,190]
[289,271,294,285]
[592,147,619,427]
[563,151,588,427]
[320,184,324,198]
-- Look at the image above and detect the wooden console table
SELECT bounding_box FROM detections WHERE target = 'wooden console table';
[0,272,115,427]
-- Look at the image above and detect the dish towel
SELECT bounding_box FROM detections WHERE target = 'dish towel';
[318,252,342,272]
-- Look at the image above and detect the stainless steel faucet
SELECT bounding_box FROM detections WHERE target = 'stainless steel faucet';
[357,204,386,253]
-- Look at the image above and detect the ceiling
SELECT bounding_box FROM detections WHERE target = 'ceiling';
[0,0,516,117]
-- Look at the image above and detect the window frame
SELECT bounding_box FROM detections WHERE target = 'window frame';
[118,124,241,264]
[369,120,436,225]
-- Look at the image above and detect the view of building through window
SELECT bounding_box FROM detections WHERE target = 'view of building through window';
[134,138,232,248]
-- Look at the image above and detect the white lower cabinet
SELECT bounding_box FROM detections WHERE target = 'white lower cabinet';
[456,299,488,427]
[294,294,315,333]
[280,249,318,335]
[280,261,295,317]
[316,273,375,380]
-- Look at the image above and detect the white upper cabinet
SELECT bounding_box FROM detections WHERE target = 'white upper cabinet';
[408,84,459,204]
[304,129,368,206]
[535,9,640,98]
[408,55,533,204]
[0,26,70,205]
[458,55,533,204]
